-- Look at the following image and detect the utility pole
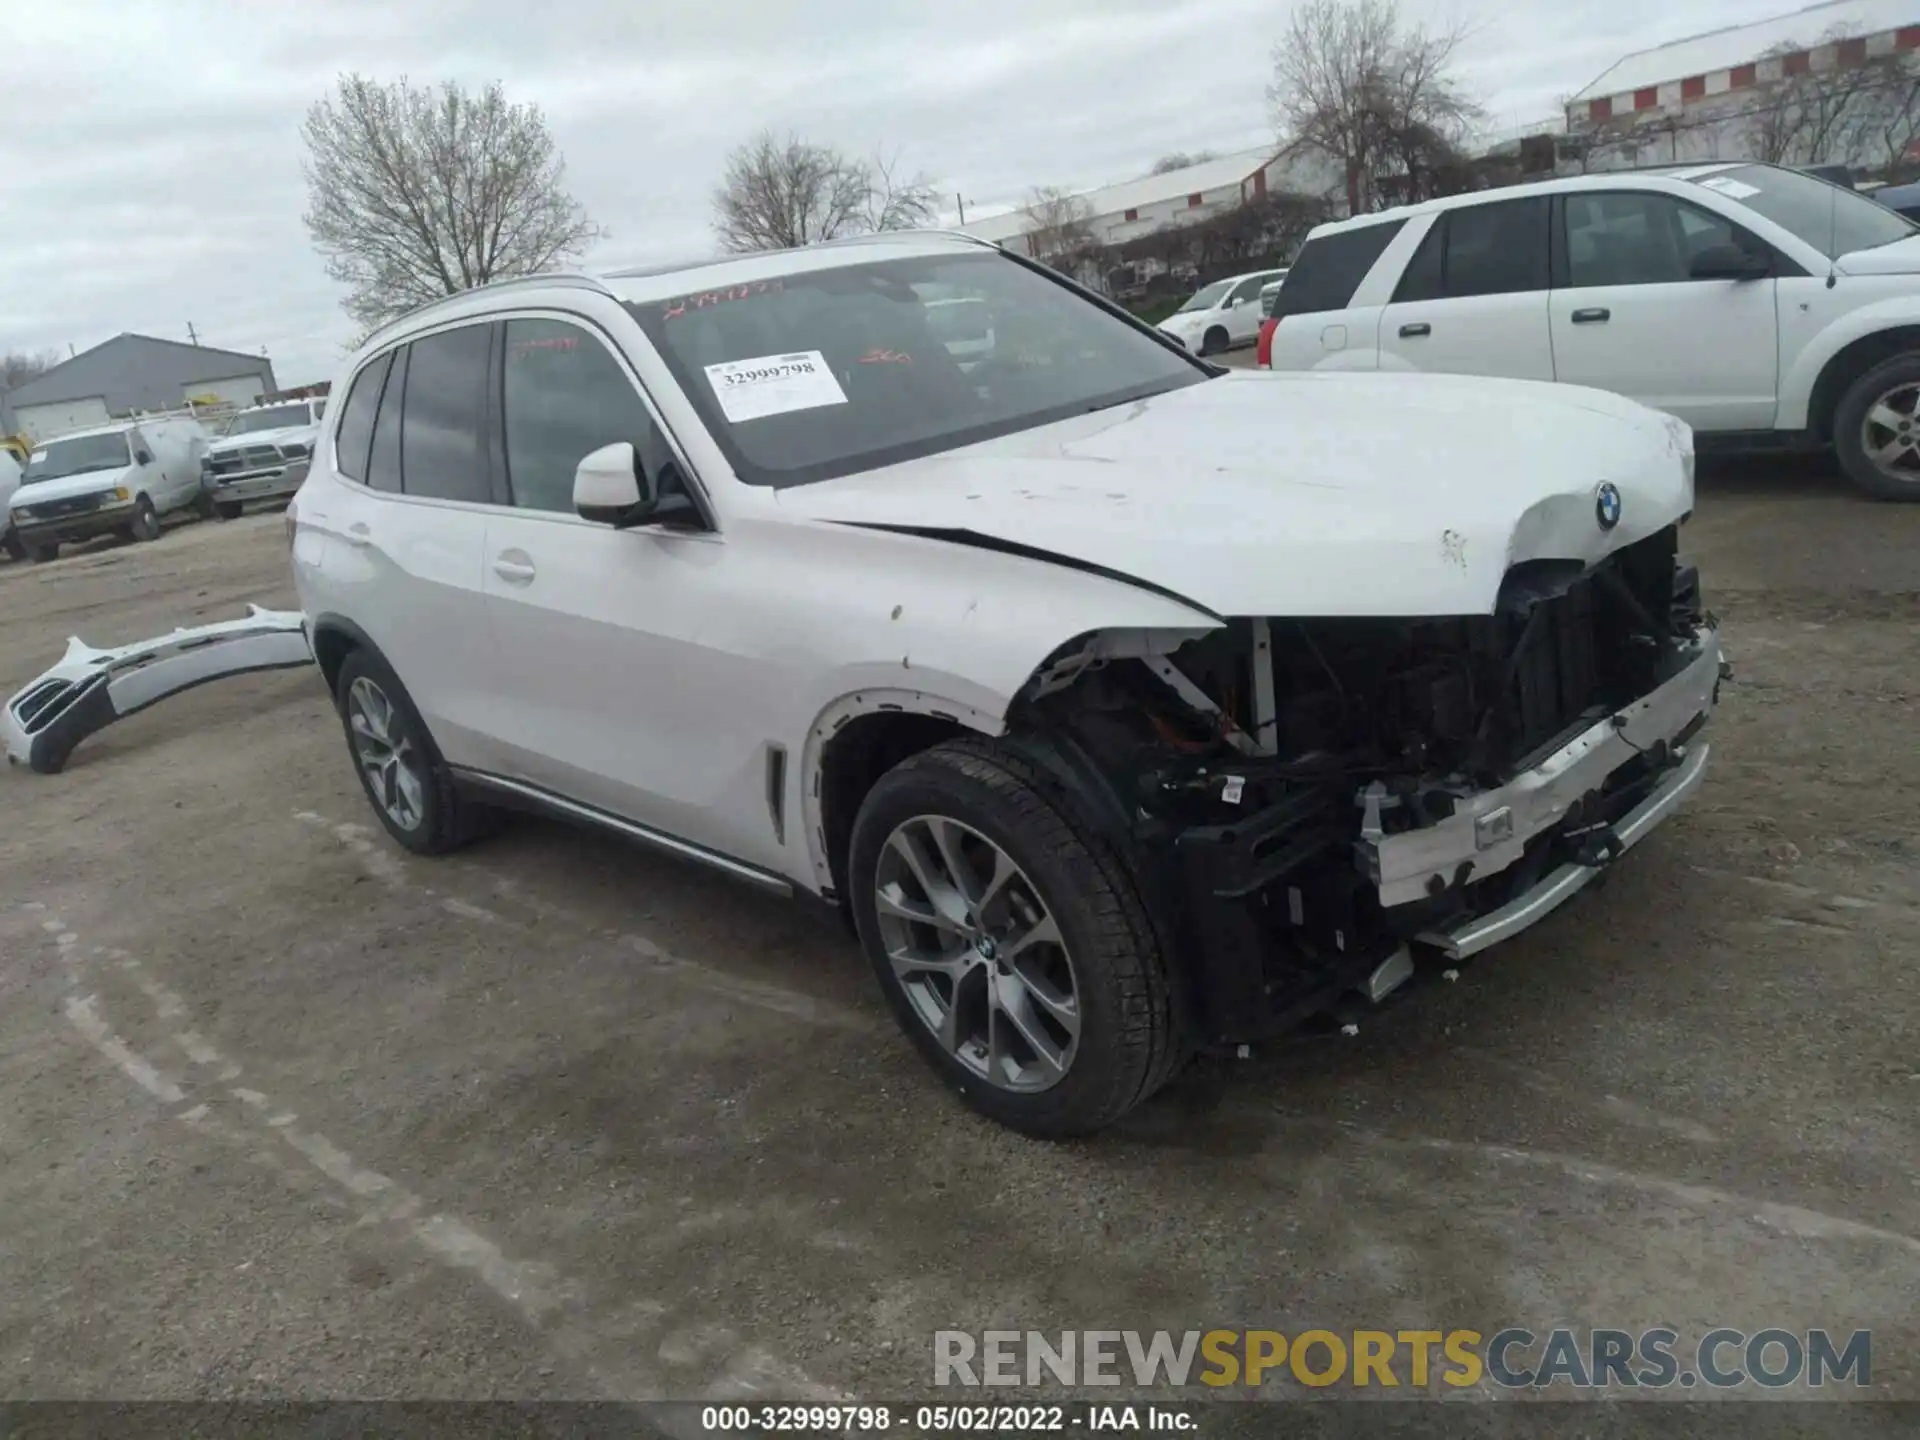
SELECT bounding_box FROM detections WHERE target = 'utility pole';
[187,322,199,345]
[956,193,966,226]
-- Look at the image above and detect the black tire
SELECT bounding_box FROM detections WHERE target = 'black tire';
[214,500,243,521]
[27,540,58,564]
[194,490,216,520]
[333,648,493,855]
[847,737,1182,1137]
[1,528,23,562]
[123,494,162,542]
[1833,352,1920,501]
[1201,326,1230,357]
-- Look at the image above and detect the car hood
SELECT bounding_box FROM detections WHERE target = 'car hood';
[1834,232,1920,274]
[209,424,314,452]
[776,371,1694,619]
[11,466,138,508]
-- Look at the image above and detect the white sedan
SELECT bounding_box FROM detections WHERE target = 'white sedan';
[1155,269,1286,355]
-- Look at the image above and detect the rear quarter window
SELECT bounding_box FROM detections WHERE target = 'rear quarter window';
[1271,220,1406,321]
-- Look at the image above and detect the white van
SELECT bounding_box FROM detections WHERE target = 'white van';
[8,416,210,562]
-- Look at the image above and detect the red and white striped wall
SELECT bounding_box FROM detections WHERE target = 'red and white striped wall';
[1576,24,1920,125]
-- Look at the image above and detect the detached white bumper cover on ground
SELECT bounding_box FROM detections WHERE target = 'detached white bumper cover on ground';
[3,605,312,774]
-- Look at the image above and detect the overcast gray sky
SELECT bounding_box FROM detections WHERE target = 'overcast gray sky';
[1,0,1797,385]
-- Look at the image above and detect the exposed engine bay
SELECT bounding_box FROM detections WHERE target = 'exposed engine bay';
[1013,524,1725,1048]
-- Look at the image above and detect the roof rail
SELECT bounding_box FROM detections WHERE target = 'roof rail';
[358,272,615,349]
[816,227,1001,251]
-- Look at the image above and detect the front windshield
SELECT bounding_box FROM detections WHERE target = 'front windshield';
[23,432,131,483]
[1175,279,1234,313]
[1692,164,1915,257]
[627,250,1203,488]
[224,404,310,435]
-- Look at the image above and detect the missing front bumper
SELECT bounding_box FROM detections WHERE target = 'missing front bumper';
[1359,630,1723,910]
[1417,739,1710,958]
[3,605,312,774]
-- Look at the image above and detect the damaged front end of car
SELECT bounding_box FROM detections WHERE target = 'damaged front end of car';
[1009,524,1727,1050]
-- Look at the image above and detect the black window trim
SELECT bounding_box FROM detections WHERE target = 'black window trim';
[1549,188,1811,288]
[488,305,720,531]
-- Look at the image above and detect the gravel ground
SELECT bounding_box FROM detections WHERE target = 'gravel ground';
[0,466,1915,1416]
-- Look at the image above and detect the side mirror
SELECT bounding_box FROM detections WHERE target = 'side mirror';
[1224,295,1243,309]
[134,449,153,465]
[1689,244,1771,281]
[573,441,654,525]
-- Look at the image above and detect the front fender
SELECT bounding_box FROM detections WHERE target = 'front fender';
[1780,299,1920,429]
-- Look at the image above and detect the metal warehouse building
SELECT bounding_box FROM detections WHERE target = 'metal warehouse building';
[0,333,279,441]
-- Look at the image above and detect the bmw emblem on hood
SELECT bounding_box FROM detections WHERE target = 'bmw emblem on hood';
[1595,482,1623,531]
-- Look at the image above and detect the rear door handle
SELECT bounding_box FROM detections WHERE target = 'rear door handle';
[343,523,372,548]
[1398,322,1431,338]
[1571,307,1611,324]
[492,554,536,584]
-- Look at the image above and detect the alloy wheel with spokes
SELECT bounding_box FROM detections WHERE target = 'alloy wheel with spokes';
[873,814,1081,1093]
[1859,381,1920,487]
[346,675,426,832]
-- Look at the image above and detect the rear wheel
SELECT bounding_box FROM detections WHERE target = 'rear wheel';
[214,500,243,521]
[848,738,1182,1137]
[1834,354,1920,500]
[122,494,161,542]
[334,649,492,855]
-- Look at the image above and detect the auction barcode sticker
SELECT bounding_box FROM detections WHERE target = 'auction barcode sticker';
[704,350,848,423]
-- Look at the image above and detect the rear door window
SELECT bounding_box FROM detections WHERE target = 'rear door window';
[399,326,492,504]
[1438,198,1550,298]
[1270,221,1406,320]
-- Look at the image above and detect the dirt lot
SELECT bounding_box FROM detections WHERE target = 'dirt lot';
[1,468,1917,1414]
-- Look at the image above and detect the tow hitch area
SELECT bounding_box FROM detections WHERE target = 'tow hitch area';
[3,605,311,775]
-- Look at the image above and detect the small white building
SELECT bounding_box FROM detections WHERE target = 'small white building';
[959,147,1342,259]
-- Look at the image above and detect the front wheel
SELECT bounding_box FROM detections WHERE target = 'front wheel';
[847,738,1182,1137]
[214,500,243,521]
[1,528,22,562]
[1200,326,1230,357]
[123,494,161,541]
[1834,354,1920,500]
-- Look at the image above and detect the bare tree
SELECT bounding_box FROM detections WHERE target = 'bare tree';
[1859,57,1920,172]
[712,132,937,253]
[1745,31,1885,167]
[1,349,62,390]
[1267,0,1479,214]
[302,75,601,330]
[1020,185,1099,266]
[1149,150,1220,174]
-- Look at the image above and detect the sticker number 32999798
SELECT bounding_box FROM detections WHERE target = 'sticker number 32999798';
[704,350,848,423]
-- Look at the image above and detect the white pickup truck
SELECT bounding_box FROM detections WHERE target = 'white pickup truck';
[1263,162,1920,499]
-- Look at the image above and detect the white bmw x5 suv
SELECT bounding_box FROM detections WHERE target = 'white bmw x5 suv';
[292,231,1724,1136]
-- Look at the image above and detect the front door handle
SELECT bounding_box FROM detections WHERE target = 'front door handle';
[343,523,372,548]
[492,554,536,584]
[1571,307,1611,324]
[1398,322,1431,338]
